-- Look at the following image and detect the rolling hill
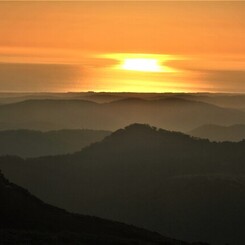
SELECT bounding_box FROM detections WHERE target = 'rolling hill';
[1,92,245,109]
[0,124,244,244]
[189,124,245,142]
[0,129,110,157]
[0,97,244,131]
[150,93,245,110]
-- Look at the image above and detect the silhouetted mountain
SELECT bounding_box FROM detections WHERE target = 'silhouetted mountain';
[0,170,196,245]
[188,94,245,109]
[0,99,98,130]
[1,92,244,109]
[0,92,75,105]
[189,124,245,142]
[150,93,245,110]
[0,96,244,131]
[78,92,124,103]
[0,129,110,157]
[0,92,163,104]
[1,124,244,244]
[0,121,60,131]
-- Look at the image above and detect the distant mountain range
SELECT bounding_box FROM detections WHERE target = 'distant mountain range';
[0,96,244,131]
[1,170,197,245]
[153,93,245,110]
[0,129,110,158]
[1,124,244,244]
[1,92,245,109]
[189,124,245,142]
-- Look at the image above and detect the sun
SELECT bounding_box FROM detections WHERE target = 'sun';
[121,58,162,72]
[97,53,179,73]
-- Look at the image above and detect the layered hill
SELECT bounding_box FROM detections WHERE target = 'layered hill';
[1,92,245,109]
[189,124,245,142]
[0,97,244,131]
[0,124,244,244]
[0,129,110,157]
[0,170,196,245]
[151,93,245,110]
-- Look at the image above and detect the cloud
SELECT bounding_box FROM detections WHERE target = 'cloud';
[202,70,245,92]
[0,63,83,92]
[165,57,245,92]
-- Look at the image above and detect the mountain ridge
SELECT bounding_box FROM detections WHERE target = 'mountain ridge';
[1,170,197,245]
[0,124,244,244]
[189,124,245,142]
[0,129,110,158]
[0,97,244,131]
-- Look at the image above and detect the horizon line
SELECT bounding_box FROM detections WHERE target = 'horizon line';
[0,91,245,95]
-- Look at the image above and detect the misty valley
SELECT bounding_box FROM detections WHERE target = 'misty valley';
[0,92,244,245]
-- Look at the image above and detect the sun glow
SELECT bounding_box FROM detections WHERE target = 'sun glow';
[98,53,180,73]
[122,58,162,72]
[89,53,185,92]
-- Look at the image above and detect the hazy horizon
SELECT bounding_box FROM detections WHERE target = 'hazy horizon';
[0,1,244,93]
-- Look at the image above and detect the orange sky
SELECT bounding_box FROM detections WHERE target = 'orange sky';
[0,1,244,93]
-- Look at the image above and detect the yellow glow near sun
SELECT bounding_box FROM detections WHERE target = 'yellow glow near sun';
[98,53,180,73]
[86,53,188,92]
[122,58,162,72]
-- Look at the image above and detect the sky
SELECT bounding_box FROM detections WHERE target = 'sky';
[0,1,244,93]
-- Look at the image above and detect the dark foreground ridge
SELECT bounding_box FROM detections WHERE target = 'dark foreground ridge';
[0,170,206,245]
[1,124,244,244]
